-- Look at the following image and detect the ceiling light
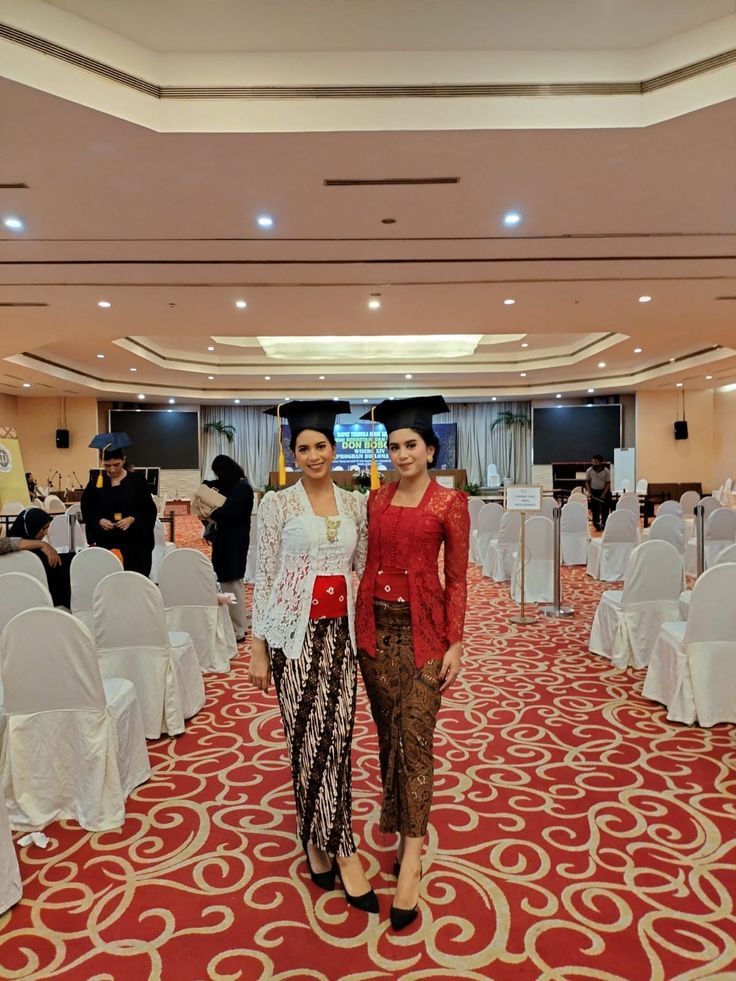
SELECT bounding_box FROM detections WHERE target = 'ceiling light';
[3,216,24,230]
[669,358,675,362]
[368,299,381,310]
[96,353,105,359]
[491,396,497,401]
[207,375,215,380]
[264,375,271,380]
[129,367,137,372]
[405,373,412,379]
[521,342,528,348]
[634,347,642,353]
[257,215,274,228]
[138,394,145,400]
[639,295,652,303]
[598,362,606,368]
[168,398,176,404]
[706,375,713,380]
[503,298,516,306]
[258,334,485,360]
[22,382,31,388]
[318,375,326,380]
[284,396,290,401]
[234,399,241,404]
[363,398,368,403]
[556,393,562,399]
[503,212,522,226]
[332,396,339,402]
[676,382,683,388]
[98,300,111,308]
[235,300,247,309]
[587,388,595,393]
[207,345,215,351]
[520,372,527,377]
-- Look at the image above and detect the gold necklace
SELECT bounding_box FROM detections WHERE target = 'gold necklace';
[324,515,341,543]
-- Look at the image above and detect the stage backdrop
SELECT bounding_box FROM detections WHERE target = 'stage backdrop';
[0,426,31,507]
[283,422,457,471]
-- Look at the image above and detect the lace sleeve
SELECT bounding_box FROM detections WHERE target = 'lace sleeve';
[444,491,470,645]
[0,537,21,556]
[252,491,284,640]
[351,492,368,577]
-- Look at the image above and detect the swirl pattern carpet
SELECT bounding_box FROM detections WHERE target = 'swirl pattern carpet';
[1,516,735,980]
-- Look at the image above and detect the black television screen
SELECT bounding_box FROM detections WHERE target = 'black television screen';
[109,410,200,469]
[533,405,621,464]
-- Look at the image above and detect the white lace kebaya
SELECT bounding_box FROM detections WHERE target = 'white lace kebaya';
[252,480,368,659]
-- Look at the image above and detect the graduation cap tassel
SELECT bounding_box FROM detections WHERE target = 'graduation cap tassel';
[369,406,380,490]
[96,443,111,487]
[276,404,287,487]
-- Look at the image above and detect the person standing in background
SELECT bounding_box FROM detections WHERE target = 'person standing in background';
[585,454,612,532]
[205,454,254,642]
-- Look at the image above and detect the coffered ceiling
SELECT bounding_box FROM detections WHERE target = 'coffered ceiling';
[1,0,735,405]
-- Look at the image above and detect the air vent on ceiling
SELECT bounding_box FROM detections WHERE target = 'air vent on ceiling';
[0,183,29,189]
[0,302,48,307]
[324,177,459,187]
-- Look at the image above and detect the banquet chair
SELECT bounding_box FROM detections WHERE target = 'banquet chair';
[685,506,736,575]
[0,607,150,831]
[43,495,66,515]
[636,478,649,495]
[66,502,82,519]
[679,490,701,516]
[540,497,557,519]
[159,548,237,674]
[0,572,52,635]
[93,571,205,739]
[657,500,683,517]
[589,540,684,669]
[560,500,589,565]
[511,515,553,603]
[643,563,736,726]
[678,542,736,620]
[70,547,123,629]
[616,492,641,515]
[619,479,631,492]
[486,463,502,489]
[46,513,73,553]
[467,497,486,562]
[646,513,686,555]
[0,502,24,516]
[482,509,520,582]
[0,795,21,914]
[0,550,48,591]
[473,502,503,566]
[586,510,639,582]
[698,495,719,520]
[149,518,176,583]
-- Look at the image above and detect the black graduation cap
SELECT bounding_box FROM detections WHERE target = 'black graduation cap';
[360,395,449,432]
[264,399,352,485]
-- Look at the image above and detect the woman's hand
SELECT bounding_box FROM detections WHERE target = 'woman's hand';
[116,516,135,531]
[99,518,116,531]
[39,541,62,568]
[249,639,271,693]
[439,641,462,692]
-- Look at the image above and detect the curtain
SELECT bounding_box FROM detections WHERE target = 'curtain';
[200,406,277,489]
[436,402,531,485]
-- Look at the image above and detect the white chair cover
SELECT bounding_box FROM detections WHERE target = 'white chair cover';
[486,464,501,489]
[70,547,123,629]
[0,502,25,516]
[46,513,72,553]
[636,478,649,495]
[93,572,205,739]
[643,563,736,726]
[66,502,82,519]
[149,518,176,583]
[698,496,719,520]
[511,516,553,603]
[467,497,485,562]
[540,497,557,519]
[647,514,686,555]
[589,540,684,668]
[616,492,640,514]
[482,510,520,582]
[0,607,150,831]
[474,503,504,566]
[715,542,736,565]
[657,500,683,517]
[586,510,640,582]
[685,506,736,574]
[159,548,237,674]
[0,572,52,634]
[43,495,66,515]
[0,795,21,914]
[679,490,700,516]
[560,501,588,565]
[0,550,48,590]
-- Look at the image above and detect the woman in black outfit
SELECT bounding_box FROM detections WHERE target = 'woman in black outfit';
[3,507,70,607]
[81,448,157,576]
[205,454,254,641]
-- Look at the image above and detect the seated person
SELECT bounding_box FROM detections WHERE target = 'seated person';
[1,507,71,607]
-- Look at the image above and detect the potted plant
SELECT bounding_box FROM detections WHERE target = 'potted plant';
[202,420,236,444]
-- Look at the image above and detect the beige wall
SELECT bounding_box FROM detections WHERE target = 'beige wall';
[15,397,99,491]
[713,390,736,487]
[0,394,18,430]
[636,389,714,489]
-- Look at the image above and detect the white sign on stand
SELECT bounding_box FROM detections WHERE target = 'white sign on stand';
[505,485,543,512]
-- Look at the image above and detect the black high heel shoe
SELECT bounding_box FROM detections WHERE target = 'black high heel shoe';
[304,844,336,891]
[335,862,379,913]
[390,863,421,931]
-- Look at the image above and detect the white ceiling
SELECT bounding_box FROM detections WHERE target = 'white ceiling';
[1,1,736,405]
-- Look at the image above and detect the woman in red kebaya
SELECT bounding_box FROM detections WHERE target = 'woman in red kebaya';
[355,395,470,931]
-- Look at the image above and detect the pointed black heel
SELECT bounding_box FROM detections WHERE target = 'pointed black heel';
[335,862,379,913]
[304,844,336,891]
[390,862,421,931]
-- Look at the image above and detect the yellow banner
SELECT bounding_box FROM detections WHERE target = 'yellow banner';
[0,427,31,508]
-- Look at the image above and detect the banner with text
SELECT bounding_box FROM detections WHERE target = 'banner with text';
[283,422,457,472]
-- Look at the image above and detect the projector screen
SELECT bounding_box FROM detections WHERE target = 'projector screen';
[109,410,200,469]
[532,405,622,464]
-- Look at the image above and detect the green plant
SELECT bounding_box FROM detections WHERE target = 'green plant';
[203,420,236,443]
[463,482,481,496]
[490,411,531,433]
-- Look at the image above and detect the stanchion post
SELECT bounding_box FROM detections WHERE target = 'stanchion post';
[695,504,705,578]
[541,505,574,618]
[510,510,537,625]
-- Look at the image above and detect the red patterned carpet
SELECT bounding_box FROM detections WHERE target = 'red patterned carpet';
[1,516,735,980]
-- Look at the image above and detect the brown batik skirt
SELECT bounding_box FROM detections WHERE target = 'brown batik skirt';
[269,616,357,857]
[359,600,442,838]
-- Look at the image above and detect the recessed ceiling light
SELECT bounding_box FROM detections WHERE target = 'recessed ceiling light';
[168,398,176,404]
[405,373,412,379]
[634,347,642,353]
[332,396,339,402]
[368,298,381,310]
[676,382,683,388]
[491,396,497,401]
[389,396,395,400]
[706,375,713,380]
[207,375,215,380]
[234,399,241,404]
[318,375,325,380]
[3,216,24,230]
[257,215,274,228]
[363,398,368,403]
[503,212,522,226]
[639,295,652,303]
[669,358,676,363]
[556,393,562,399]
[264,375,271,380]
[98,300,111,308]
[520,372,527,377]
[503,298,516,306]
[587,388,595,393]
[22,382,31,388]
[284,396,290,401]
[138,393,145,400]
[598,362,606,368]
[96,353,105,359]
[129,367,137,372]
[235,300,247,309]
[521,342,528,348]
[207,345,215,351]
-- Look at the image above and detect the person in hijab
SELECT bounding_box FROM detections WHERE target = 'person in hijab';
[1,506,70,606]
